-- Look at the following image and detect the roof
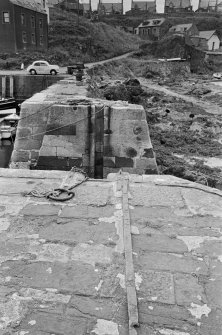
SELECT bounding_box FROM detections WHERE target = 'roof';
[131,1,156,10]
[0,169,222,334]
[138,17,165,28]
[165,0,191,8]
[9,0,47,13]
[170,23,193,31]
[98,2,123,12]
[199,30,217,40]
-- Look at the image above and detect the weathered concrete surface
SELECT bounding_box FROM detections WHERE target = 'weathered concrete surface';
[0,169,221,335]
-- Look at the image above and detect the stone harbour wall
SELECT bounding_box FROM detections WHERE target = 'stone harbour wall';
[10,79,158,177]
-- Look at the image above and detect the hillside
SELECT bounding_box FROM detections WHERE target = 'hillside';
[0,9,140,69]
[101,12,222,36]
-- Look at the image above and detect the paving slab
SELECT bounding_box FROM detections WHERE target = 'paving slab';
[0,169,221,335]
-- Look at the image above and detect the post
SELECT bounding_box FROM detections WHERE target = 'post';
[2,76,6,99]
[9,76,14,98]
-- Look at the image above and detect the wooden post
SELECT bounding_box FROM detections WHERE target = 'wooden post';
[2,77,6,99]
[9,76,14,98]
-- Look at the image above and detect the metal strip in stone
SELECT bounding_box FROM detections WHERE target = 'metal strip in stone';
[121,174,139,334]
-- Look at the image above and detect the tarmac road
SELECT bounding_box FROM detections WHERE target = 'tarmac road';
[0,51,136,76]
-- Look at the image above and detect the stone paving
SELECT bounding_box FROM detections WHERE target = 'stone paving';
[0,169,221,335]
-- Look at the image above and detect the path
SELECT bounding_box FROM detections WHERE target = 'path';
[140,78,222,116]
[0,51,136,76]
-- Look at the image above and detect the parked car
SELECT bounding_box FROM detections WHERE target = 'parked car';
[27,61,59,75]
[213,72,222,79]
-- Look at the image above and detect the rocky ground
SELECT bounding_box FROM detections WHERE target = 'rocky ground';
[87,60,222,189]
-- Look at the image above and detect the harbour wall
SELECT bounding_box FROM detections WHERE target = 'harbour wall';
[10,78,158,178]
[0,75,67,100]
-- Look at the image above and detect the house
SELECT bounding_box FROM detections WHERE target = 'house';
[135,18,167,40]
[165,0,193,13]
[0,0,48,53]
[190,30,220,51]
[169,23,198,37]
[59,0,84,14]
[131,1,156,11]
[97,2,123,15]
[197,0,222,12]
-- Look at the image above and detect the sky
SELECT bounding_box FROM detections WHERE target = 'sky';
[86,0,200,13]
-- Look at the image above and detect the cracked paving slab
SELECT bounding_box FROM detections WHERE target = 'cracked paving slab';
[0,171,221,334]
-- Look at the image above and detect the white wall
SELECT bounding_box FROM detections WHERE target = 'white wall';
[207,35,220,51]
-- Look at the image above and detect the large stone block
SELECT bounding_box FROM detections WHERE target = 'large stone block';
[14,138,42,151]
[11,150,29,162]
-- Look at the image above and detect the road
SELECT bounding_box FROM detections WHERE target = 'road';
[0,51,135,76]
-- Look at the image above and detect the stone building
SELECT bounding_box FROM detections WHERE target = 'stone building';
[0,0,48,53]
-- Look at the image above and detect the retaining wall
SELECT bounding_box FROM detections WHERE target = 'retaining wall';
[10,78,158,178]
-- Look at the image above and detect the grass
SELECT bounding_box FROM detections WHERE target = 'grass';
[0,9,141,69]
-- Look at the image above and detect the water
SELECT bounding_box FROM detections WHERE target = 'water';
[0,140,14,168]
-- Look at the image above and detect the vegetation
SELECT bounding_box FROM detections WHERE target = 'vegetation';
[0,9,140,69]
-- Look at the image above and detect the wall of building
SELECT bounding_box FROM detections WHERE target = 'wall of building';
[10,79,158,177]
[14,5,48,51]
[0,0,16,52]
[207,35,220,51]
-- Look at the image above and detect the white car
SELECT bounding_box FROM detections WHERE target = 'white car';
[27,60,59,75]
[213,72,222,79]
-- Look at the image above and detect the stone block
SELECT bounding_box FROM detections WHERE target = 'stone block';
[133,234,187,253]
[137,252,208,275]
[103,167,121,178]
[40,146,57,157]
[135,158,156,170]
[11,150,29,163]
[138,301,195,330]
[104,146,115,157]
[46,124,76,136]
[103,157,115,168]
[145,167,158,174]
[20,312,89,335]
[121,167,144,175]
[137,270,175,304]
[56,146,82,158]
[115,157,134,168]
[30,150,39,161]
[21,204,61,216]
[14,138,42,151]
[174,273,206,306]
[16,127,32,139]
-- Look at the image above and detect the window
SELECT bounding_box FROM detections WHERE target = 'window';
[40,35,43,45]
[39,18,43,29]
[31,16,35,28]
[22,31,27,43]
[3,12,10,23]
[31,33,36,44]
[21,13,25,25]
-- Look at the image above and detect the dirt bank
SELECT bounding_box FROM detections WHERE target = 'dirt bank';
[87,58,222,189]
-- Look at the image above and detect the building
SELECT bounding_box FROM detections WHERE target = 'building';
[190,30,220,51]
[97,2,123,15]
[197,0,222,12]
[169,23,199,37]
[59,0,84,14]
[165,0,193,13]
[131,0,156,11]
[0,0,48,53]
[135,18,167,40]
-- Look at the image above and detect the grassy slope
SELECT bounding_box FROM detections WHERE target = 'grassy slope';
[0,9,140,69]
